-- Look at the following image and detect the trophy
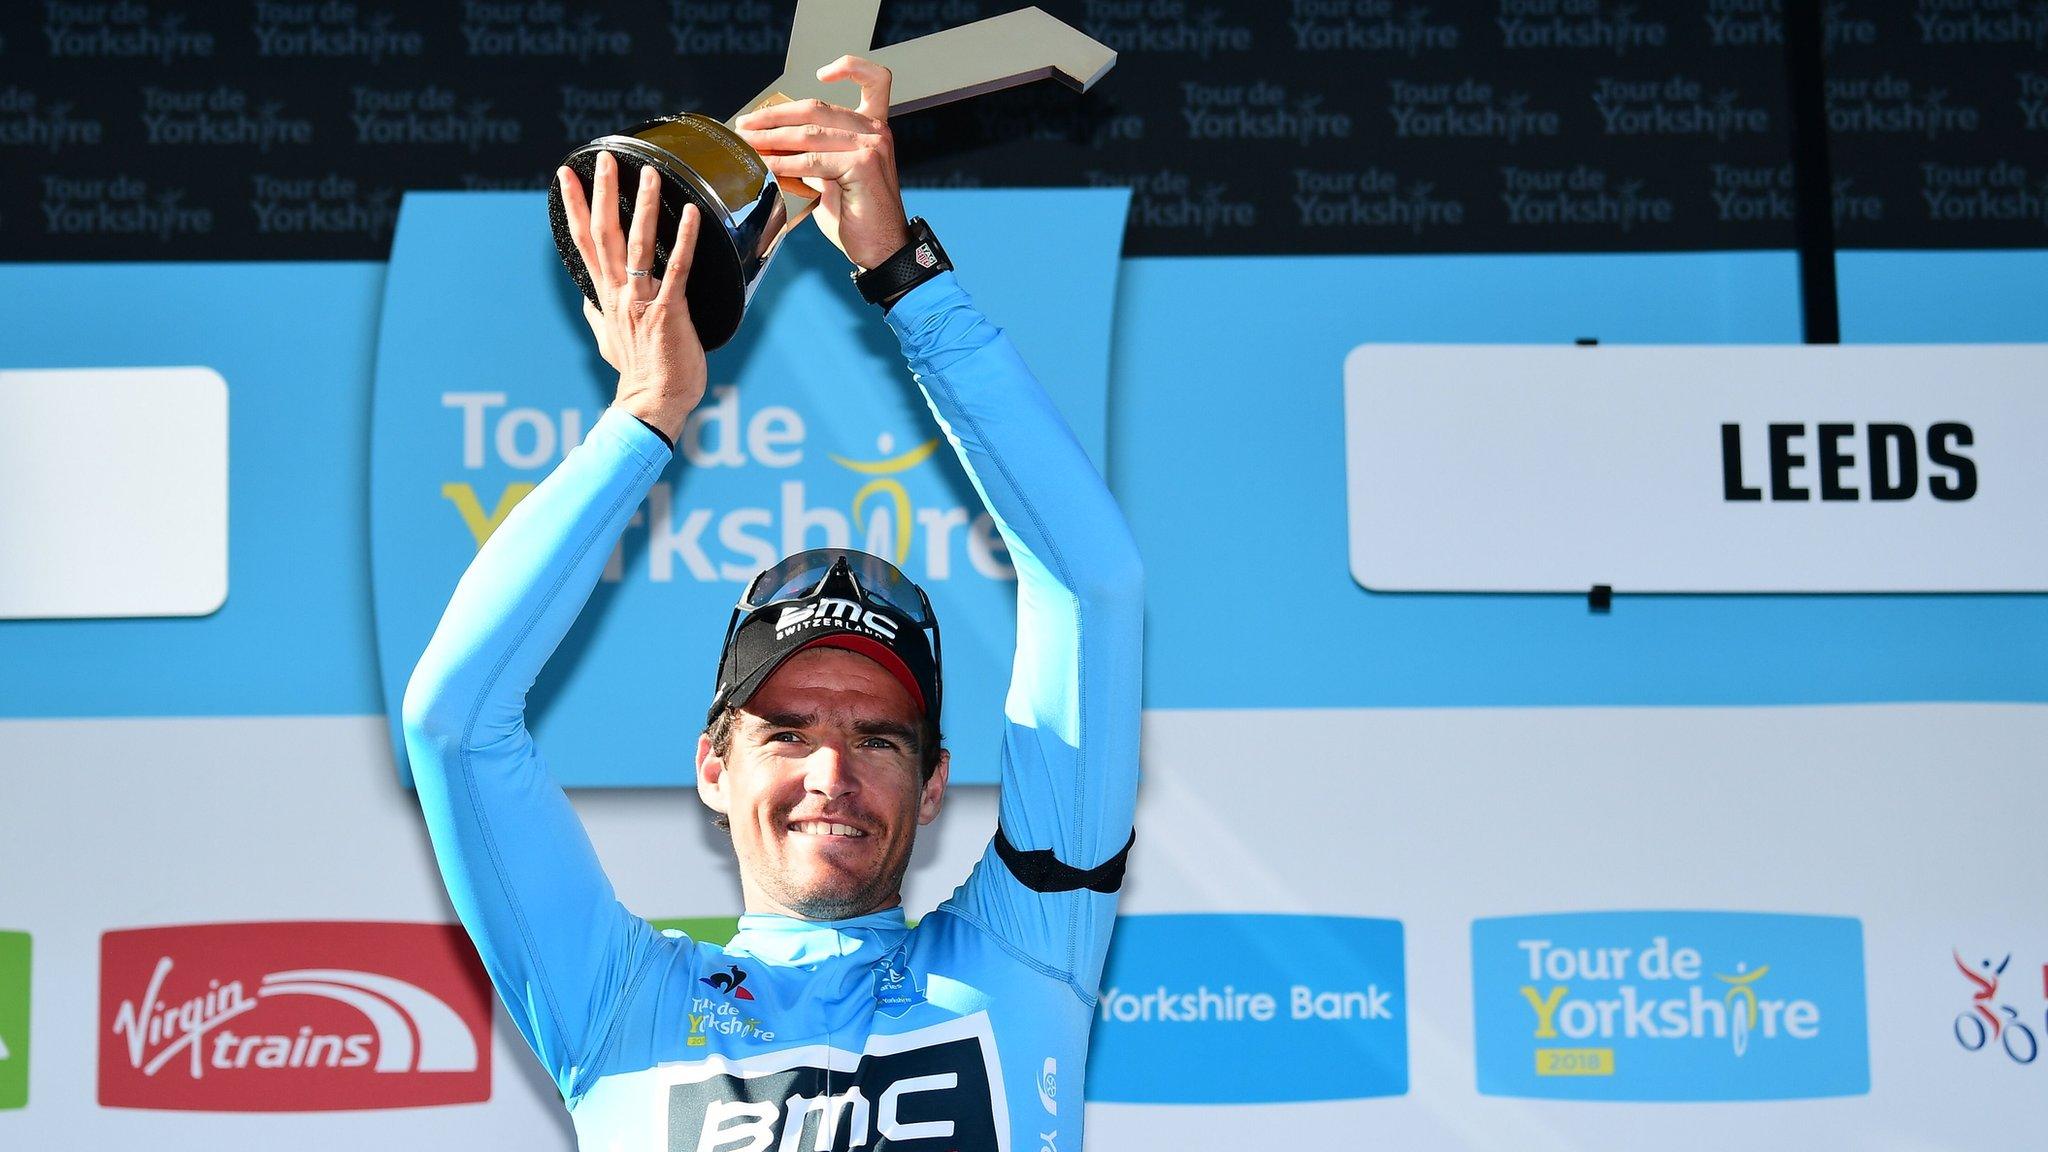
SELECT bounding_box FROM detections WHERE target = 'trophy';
[548,4,1116,350]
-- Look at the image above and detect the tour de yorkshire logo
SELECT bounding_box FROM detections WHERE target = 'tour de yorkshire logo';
[1472,911,1869,1101]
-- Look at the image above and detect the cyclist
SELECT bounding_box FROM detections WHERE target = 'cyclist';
[404,56,1142,1151]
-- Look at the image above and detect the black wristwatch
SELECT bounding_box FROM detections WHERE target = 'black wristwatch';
[853,217,952,308]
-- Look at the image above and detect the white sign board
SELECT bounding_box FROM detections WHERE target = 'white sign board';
[1344,344,2048,593]
[0,367,228,618]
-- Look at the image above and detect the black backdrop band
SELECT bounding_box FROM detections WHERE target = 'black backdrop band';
[2,1,2040,262]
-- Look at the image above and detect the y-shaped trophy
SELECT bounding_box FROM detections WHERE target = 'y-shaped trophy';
[548,3,1116,349]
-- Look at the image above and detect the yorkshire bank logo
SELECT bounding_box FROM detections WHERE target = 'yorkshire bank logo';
[1087,914,1407,1103]
[0,931,28,1110]
[1472,912,1868,1101]
[98,922,492,1111]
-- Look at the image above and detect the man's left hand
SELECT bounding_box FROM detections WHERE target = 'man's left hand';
[734,55,909,271]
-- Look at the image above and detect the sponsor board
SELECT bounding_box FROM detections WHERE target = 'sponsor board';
[1472,911,1868,1101]
[0,931,27,1109]
[98,921,491,1111]
[1087,914,1406,1103]
[369,189,1125,786]
[1344,344,2048,593]
[658,1013,1006,1151]
[0,367,228,620]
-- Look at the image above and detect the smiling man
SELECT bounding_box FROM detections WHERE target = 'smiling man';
[403,57,1142,1152]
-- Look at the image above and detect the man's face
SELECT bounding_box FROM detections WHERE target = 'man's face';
[696,646,948,920]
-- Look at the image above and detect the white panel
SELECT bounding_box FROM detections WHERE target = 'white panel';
[1090,705,2048,1151]
[0,367,228,619]
[0,715,996,1151]
[4,708,2041,1148]
[1344,344,2048,593]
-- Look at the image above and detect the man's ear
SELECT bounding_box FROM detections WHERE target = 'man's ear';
[696,732,729,815]
[916,748,950,826]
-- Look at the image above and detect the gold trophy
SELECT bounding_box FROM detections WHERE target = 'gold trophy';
[548,3,1115,349]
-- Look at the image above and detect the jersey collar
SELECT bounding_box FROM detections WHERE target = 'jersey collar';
[726,908,909,968]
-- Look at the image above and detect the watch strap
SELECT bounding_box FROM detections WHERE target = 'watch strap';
[854,217,952,307]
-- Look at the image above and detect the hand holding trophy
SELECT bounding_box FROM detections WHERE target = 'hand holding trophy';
[732,55,908,274]
[546,5,1116,349]
[555,151,707,444]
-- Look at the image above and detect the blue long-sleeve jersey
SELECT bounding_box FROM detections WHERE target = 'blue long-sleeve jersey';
[403,271,1143,1152]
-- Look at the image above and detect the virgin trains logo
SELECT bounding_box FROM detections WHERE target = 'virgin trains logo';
[98,922,492,1112]
[664,1014,1007,1151]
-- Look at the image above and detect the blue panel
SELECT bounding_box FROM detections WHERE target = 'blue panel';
[11,246,2041,720]
[1838,250,2048,342]
[0,263,386,718]
[1108,250,2048,707]
[369,190,1128,785]
[1088,914,1407,1103]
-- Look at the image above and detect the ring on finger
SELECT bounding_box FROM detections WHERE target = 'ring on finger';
[627,268,652,278]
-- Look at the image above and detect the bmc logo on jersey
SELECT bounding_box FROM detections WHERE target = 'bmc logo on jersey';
[98,921,492,1111]
[663,1014,1005,1151]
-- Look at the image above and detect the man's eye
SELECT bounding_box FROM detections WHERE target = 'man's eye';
[860,737,902,751]
[768,731,804,743]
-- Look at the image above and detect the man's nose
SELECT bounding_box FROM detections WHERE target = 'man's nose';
[803,741,857,799]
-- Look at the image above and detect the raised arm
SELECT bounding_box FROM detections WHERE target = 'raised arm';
[401,154,706,1098]
[737,57,1143,996]
[889,272,1144,993]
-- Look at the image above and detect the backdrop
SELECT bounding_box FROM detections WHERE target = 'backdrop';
[4,1,2046,1149]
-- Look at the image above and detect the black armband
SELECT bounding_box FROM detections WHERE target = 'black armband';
[992,828,1135,894]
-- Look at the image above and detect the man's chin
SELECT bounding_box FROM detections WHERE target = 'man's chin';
[781,881,889,922]
[773,859,899,921]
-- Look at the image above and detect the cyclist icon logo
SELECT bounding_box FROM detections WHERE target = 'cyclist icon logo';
[1954,950,2037,1064]
[1714,961,1770,1057]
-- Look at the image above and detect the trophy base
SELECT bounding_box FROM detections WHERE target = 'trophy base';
[548,114,788,352]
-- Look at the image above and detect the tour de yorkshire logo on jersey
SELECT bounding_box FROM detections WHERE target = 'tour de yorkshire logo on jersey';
[0,931,28,1110]
[1471,912,1868,1101]
[98,922,492,1111]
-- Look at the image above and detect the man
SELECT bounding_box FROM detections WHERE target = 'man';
[403,56,1142,1152]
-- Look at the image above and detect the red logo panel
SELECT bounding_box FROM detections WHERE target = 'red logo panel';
[99,921,492,1111]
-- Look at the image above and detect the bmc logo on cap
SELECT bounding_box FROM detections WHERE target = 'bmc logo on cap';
[776,598,900,642]
[98,921,492,1112]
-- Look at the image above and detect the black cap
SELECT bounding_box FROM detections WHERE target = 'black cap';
[709,560,940,726]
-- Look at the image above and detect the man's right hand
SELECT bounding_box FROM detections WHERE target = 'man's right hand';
[557,150,707,444]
